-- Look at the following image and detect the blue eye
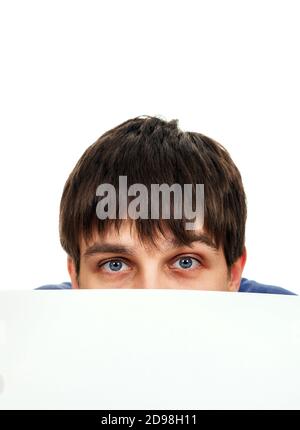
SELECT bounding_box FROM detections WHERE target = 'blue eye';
[101,260,129,273]
[173,256,200,270]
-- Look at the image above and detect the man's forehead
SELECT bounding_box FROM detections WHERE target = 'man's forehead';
[80,222,218,255]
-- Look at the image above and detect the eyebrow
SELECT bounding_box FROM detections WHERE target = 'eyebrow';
[83,244,136,258]
[170,233,218,252]
[83,233,218,258]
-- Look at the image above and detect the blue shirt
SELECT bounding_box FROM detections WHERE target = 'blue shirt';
[36,278,296,295]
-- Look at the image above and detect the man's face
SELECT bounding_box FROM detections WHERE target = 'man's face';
[68,222,246,291]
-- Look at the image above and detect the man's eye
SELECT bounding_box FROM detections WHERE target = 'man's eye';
[99,259,129,273]
[172,256,201,270]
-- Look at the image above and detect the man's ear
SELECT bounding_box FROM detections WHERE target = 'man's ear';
[67,256,79,289]
[228,246,247,292]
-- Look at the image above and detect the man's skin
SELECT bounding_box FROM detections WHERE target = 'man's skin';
[67,221,247,291]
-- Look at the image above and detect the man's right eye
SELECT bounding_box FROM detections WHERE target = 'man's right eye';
[99,259,130,273]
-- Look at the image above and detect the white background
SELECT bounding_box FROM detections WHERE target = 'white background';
[0,0,299,292]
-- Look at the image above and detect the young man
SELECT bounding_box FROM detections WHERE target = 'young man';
[37,115,295,294]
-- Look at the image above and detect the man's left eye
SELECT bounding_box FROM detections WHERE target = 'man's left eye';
[172,256,201,270]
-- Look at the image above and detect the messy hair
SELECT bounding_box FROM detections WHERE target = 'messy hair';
[59,115,247,274]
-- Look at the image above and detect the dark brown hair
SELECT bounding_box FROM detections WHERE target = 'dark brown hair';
[59,115,247,274]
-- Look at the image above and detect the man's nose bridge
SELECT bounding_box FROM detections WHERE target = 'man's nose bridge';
[136,264,161,289]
